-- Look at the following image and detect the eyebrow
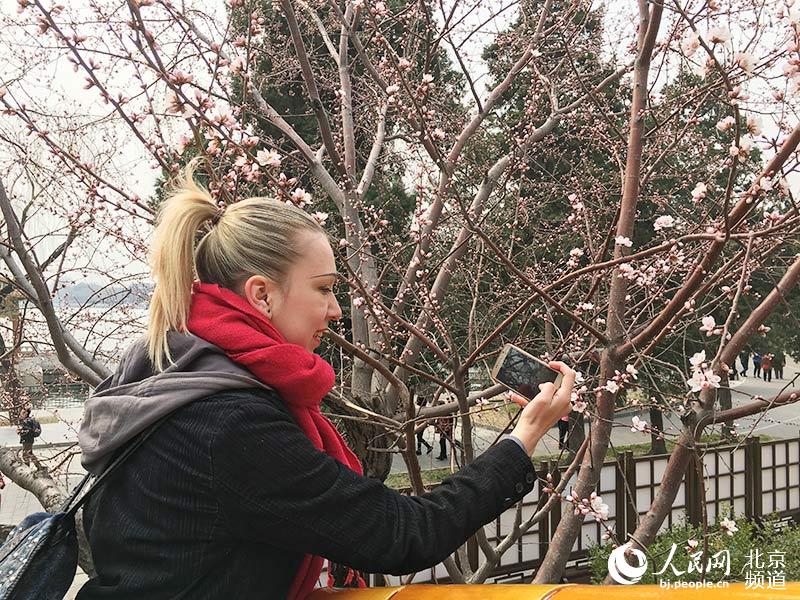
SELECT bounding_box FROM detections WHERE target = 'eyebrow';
[310,272,339,279]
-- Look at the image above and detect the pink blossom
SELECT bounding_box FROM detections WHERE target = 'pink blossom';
[699,315,717,336]
[605,380,620,394]
[615,235,633,248]
[169,69,193,85]
[291,187,313,206]
[735,52,755,74]
[686,370,721,392]
[691,182,708,202]
[716,116,735,132]
[312,211,329,225]
[372,1,387,16]
[590,493,609,521]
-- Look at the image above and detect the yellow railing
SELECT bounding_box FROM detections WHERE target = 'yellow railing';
[309,582,800,599]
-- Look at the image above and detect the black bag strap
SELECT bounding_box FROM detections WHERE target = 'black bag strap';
[62,414,172,516]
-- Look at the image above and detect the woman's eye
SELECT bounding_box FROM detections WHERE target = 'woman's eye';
[321,287,333,294]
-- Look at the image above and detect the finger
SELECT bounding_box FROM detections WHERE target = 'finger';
[509,393,529,408]
[549,361,577,390]
[537,382,556,398]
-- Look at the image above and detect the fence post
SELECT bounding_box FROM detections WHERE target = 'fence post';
[624,451,638,536]
[537,460,553,557]
[615,452,627,536]
[684,452,701,526]
[745,436,762,520]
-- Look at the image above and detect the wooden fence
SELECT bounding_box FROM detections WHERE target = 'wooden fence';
[375,434,800,586]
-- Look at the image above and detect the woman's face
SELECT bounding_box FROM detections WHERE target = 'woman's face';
[243,230,342,352]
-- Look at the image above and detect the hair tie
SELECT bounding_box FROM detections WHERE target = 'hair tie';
[210,204,226,225]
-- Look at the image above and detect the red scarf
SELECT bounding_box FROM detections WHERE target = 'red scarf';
[187,282,363,598]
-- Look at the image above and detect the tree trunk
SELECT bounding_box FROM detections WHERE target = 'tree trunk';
[341,419,392,480]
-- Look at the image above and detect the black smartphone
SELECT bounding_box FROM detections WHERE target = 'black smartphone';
[490,343,563,400]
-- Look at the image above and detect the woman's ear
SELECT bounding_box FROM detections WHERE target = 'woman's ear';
[242,275,278,318]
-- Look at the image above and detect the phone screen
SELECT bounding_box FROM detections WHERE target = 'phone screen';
[494,346,559,399]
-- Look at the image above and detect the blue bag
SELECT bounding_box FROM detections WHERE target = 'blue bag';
[0,420,165,600]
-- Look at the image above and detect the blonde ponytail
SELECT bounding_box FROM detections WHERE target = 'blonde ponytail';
[146,162,325,371]
[147,162,218,371]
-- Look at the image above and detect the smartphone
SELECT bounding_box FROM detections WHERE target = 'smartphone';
[490,343,563,400]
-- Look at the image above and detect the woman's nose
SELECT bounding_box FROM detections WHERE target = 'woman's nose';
[329,295,342,321]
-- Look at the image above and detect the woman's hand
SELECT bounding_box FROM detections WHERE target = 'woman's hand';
[509,361,576,455]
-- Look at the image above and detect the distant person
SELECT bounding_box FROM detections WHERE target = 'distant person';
[17,407,42,470]
[752,352,762,377]
[414,392,433,455]
[774,351,785,379]
[739,350,750,377]
[557,414,569,449]
[435,415,455,460]
[761,353,773,382]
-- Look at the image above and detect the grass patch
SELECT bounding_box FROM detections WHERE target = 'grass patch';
[469,401,519,431]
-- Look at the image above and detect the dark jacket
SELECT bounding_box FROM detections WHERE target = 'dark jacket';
[18,416,39,445]
[78,387,536,599]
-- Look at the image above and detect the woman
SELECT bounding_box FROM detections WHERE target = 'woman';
[761,353,773,382]
[77,168,574,599]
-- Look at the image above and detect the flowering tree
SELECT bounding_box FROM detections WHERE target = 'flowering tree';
[1,0,800,585]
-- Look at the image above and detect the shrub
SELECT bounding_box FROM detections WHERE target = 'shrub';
[588,513,800,584]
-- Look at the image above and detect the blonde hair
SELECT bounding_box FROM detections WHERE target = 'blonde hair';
[147,163,325,371]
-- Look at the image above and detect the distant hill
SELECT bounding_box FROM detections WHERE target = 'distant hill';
[55,281,153,307]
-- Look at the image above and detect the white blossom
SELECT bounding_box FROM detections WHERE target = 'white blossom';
[735,51,755,73]
[615,235,633,248]
[291,187,313,206]
[681,30,700,56]
[590,493,610,521]
[719,517,738,536]
[716,116,735,132]
[747,115,763,136]
[631,416,648,433]
[689,350,707,371]
[654,215,676,231]
[256,149,282,168]
[699,315,717,336]
[691,182,708,202]
[708,25,731,44]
